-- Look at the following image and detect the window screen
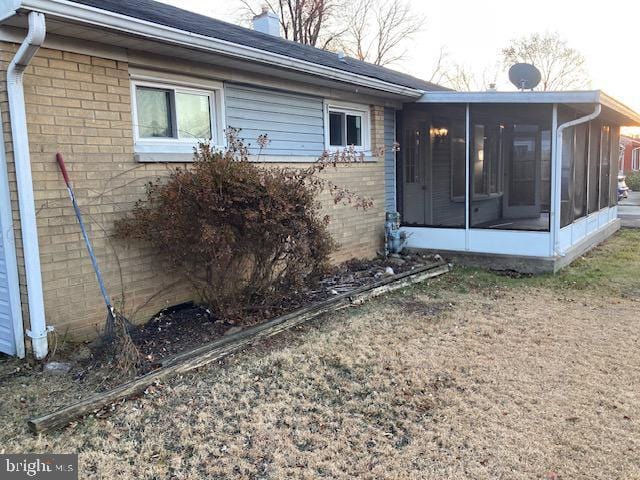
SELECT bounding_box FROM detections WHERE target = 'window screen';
[136,87,173,138]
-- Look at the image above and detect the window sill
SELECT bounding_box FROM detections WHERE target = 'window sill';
[135,152,197,163]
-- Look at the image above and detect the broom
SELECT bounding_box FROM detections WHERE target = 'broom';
[56,153,140,373]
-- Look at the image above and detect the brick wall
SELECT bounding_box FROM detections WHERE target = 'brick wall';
[0,42,386,338]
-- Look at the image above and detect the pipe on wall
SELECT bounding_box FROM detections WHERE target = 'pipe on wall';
[552,104,602,256]
[6,11,50,359]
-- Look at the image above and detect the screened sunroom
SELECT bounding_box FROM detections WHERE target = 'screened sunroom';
[396,91,640,271]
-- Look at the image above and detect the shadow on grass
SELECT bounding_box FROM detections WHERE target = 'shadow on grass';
[417,229,640,299]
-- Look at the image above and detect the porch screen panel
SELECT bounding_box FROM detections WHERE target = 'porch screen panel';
[610,126,620,207]
[587,121,601,214]
[400,104,466,227]
[470,104,552,231]
[560,126,575,228]
[429,105,467,227]
[599,126,611,209]
[573,123,588,220]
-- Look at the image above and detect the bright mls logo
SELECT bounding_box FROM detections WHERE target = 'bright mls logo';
[1,454,78,479]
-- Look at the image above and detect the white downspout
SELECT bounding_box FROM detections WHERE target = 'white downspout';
[7,11,50,359]
[553,104,602,257]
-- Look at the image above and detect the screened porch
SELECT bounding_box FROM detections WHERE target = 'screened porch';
[396,91,639,265]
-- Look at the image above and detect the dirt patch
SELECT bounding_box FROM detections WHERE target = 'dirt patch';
[5,253,438,395]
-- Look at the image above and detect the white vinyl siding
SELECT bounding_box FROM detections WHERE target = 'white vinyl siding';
[225,84,325,156]
[0,159,22,357]
[384,107,396,211]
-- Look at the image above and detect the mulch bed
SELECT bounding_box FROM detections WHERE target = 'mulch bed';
[66,252,439,386]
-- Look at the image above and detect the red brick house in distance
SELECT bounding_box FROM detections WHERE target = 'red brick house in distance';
[620,135,640,173]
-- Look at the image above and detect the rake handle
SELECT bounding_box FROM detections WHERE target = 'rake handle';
[55,152,113,313]
[55,152,71,186]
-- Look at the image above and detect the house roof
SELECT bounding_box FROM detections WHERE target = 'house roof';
[621,135,640,145]
[55,0,446,93]
[417,90,640,126]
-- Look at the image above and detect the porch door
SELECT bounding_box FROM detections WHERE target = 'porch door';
[402,120,431,225]
[503,125,541,219]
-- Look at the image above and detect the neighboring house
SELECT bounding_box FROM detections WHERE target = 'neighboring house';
[620,135,640,172]
[0,0,638,359]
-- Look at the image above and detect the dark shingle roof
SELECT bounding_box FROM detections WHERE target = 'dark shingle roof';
[68,0,447,92]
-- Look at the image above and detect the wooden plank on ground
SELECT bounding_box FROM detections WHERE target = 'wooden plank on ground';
[27,261,449,434]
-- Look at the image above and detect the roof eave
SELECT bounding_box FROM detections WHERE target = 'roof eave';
[1,0,425,98]
[417,90,640,126]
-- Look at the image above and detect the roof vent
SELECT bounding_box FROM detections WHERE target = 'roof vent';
[252,6,280,37]
[487,83,497,92]
[338,52,347,62]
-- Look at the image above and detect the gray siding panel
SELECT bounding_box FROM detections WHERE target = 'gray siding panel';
[0,225,16,355]
[225,84,325,156]
[384,108,396,212]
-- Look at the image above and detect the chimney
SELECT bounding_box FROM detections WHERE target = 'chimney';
[253,6,280,37]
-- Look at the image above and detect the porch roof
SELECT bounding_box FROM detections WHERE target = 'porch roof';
[416,90,640,127]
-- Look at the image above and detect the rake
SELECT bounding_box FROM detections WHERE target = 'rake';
[56,153,139,370]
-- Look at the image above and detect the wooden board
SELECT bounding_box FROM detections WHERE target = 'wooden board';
[27,262,449,434]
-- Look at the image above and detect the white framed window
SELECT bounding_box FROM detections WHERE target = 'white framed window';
[633,147,640,171]
[324,102,370,152]
[131,74,224,157]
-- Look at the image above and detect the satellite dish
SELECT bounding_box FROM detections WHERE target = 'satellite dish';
[508,63,542,91]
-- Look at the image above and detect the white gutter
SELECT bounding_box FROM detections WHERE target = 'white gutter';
[6,10,50,359]
[552,103,602,256]
[9,0,425,98]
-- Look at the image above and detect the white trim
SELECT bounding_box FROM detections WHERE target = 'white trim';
[3,0,424,98]
[419,90,603,104]
[558,206,617,255]
[323,101,371,153]
[632,147,640,171]
[130,75,225,156]
[418,90,640,126]
[0,24,128,61]
[550,104,558,257]
[401,226,551,258]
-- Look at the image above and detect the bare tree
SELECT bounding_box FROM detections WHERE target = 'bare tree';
[441,62,499,92]
[502,32,589,91]
[240,0,345,48]
[443,64,477,91]
[427,46,449,85]
[338,0,424,66]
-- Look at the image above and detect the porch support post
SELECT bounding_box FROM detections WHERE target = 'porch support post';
[464,103,470,251]
[550,104,559,257]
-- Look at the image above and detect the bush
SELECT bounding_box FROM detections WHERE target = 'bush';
[625,171,640,192]
[115,131,372,322]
